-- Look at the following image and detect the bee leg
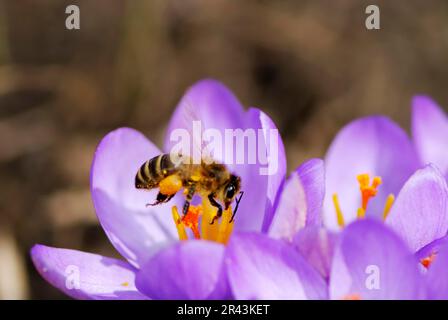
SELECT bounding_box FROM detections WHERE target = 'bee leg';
[182,201,190,216]
[208,193,222,225]
[182,183,197,216]
[146,192,174,207]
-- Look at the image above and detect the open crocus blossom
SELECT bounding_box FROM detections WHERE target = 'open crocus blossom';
[31,79,287,299]
[320,97,448,266]
[323,96,448,230]
[266,97,448,284]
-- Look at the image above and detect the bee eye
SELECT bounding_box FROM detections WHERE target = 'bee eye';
[225,184,236,199]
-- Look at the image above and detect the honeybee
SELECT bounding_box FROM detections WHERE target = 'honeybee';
[135,154,243,224]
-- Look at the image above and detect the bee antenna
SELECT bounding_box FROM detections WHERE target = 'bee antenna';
[229,191,244,223]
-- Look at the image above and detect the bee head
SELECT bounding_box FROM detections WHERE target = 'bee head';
[223,174,241,209]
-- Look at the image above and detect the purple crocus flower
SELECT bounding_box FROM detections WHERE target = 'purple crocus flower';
[266,97,448,280]
[31,79,287,299]
[323,96,448,231]
[226,218,438,300]
[321,97,448,267]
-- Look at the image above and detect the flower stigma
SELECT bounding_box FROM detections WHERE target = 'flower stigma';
[357,174,382,211]
[171,198,234,244]
[332,174,395,228]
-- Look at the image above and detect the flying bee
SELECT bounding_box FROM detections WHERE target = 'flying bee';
[135,154,244,224]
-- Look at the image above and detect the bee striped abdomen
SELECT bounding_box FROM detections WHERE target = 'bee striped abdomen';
[135,154,176,189]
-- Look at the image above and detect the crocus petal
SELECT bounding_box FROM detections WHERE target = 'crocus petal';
[31,244,147,300]
[268,159,324,240]
[416,235,448,262]
[91,128,180,268]
[268,171,306,240]
[250,108,287,233]
[330,219,424,300]
[296,158,325,226]
[164,79,246,158]
[425,243,448,299]
[163,79,286,232]
[412,96,448,177]
[293,226,337,281]
[135,240,228,300]
[164,79,245,167]
[226,232,328,300]
[386,165,448,252]
[235,108,286,233]
[323,116,419,230]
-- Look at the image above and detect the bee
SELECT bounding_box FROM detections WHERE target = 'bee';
[135,154,243,224]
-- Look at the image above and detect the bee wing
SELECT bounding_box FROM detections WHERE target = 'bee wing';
[178,97,215,164]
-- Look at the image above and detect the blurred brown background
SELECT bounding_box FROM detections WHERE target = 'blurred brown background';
[0,0,447,299]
